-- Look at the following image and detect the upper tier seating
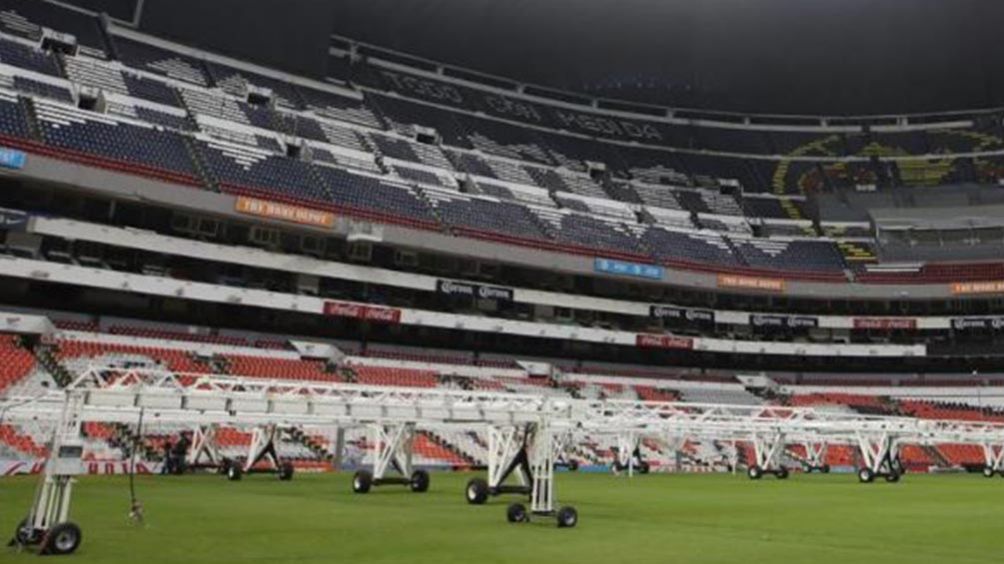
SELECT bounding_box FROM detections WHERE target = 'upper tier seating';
[0,88,29,140]
[297,85,383,129]
[369,133,453,170]
[310,145,381,174]
[314,165,440,229]
[371,94,470,146]
[0,35,59,76]
[205,61,302,110]
[3,74,71,103]
[63,57,182,108]
[461,114,553,165]
[0,0,107,57]
[425,189,550,242]
[0,8,998,282]
[198,138,327,204]
[111,35,210,86]
[34,99,201,185]
[641,227,739,266]
[730,238,847,273]
[534,209,646,256]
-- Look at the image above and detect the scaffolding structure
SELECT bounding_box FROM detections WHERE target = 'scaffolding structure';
[5,366,1004,553]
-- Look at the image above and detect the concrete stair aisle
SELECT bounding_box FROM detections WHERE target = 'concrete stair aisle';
[287,427,336,463]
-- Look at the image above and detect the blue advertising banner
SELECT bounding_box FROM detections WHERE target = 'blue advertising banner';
[0,147,26,170]
[594,258,664,280]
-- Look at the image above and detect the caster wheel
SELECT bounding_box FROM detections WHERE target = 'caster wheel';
[40,522,82,555]
[278,462,295,481]
[556,506,578,528]
[777,467,789,480]
[885,472,901,483]
[226,465,243,481]
[983,466,995,478]
[12,517,37,546]
[506,503,528,524]
[858,467,875,483]
[466,478,489,505]
[612,461,625,472]
[410,469,430,493]
[638,462,651,475]
[567,460,580,472]
[352,470,373,494]
[821,465,831,474]
[747,466,763,480]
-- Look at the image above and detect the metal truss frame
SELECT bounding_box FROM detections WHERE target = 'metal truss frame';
[6,365,1004,542]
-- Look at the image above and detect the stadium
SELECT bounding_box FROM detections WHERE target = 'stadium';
[2,0,1004,561]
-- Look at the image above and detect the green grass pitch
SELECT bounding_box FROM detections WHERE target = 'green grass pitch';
[2,471,1002,563]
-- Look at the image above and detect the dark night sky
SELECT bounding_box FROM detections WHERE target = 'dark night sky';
[62,0,1004,115]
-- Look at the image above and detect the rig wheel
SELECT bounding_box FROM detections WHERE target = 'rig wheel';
[567,459,580,472]
[466,478,489,505]
[821,464,831,474]
[352,470,373,494]
[40,522,82,555]
[857,467,875,483]
[777,467,790,480]
[885,472,901,483]
[506,503,528,524]
[278,462,295,481]
[984,466,996,478]
[410,469,430,493]
[12,517,37,546]
[226,464,243,481]
[747,465,763,480]
[638,461,651,475]
[556,506,578,528]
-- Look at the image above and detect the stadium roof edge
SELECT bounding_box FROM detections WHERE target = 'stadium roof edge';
[329,32,1004,126]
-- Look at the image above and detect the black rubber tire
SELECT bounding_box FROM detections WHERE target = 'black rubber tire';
[885,472,901,483]
[821,465,831,474]
[278,462,295,481]
[747,465,763,480]
[410,469,430,493]
[612,461,625,472]
[466,478,489,505]
[777,467,790,480]
[12,517,35,546]
[638,462,651,475]
[226,464,243,481]
[218,458,231,475]
[40,522,82,555]
[352,470,373,494]
[556,506,578,528]
[506,503,528,524]
[984,466,995,478]
[567,459,580,472]
[857,467,875,483]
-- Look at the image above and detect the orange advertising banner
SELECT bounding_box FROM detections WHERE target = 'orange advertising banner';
[950,281,1004,295]
[717,274,786,293]
[235,196,335,228]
